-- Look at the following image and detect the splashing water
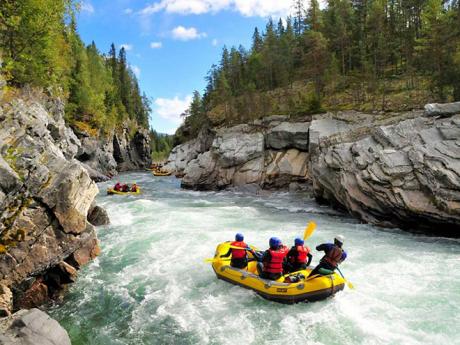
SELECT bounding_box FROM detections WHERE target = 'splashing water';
[49,172,460,345]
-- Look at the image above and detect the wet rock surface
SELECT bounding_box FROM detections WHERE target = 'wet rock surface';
[0,308,71,345]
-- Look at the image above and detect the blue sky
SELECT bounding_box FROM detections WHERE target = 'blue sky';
[77,0,296,134]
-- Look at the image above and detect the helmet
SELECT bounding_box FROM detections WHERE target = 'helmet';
[334,235,345,245]
[269,237,281,249]
[235,233,244,242]
[294,237,304,246]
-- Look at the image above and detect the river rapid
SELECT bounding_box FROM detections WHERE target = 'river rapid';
[49,172,460,345]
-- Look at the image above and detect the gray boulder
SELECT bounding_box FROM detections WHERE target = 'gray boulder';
[87,204,110,226]
[425,102,460,117]
[266,122,310,151]
[0,309,71,345]
[212,126,264,168]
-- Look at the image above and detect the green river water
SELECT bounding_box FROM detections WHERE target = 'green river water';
[49,172,460,345]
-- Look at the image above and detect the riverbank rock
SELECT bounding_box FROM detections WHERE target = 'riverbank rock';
[0,95,101,310]
[310,109,460,235]
[0,309,71,345]
[75,125,152,177]
[164,128,214,174]
[87,203,110,226]
[178,117,311,191]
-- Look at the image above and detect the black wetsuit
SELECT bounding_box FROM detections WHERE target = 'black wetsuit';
[221,248,248,269]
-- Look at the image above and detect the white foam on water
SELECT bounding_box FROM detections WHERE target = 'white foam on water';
[49,173,460,345]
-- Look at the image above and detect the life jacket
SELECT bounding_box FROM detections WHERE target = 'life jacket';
[131,185,137,192]
[264,246,288,273]
[322,245,343,268]
[230,241,247,259]
[291,245,310,264]
[114,183,121,191]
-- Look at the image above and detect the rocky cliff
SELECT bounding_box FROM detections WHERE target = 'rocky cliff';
[74,125,152,182]
[310,105,460,236]
[165,116,312,192]
[0,94,104,317]
[166,103,460,235]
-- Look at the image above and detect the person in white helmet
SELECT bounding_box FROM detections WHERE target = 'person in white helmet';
[307,235,347,278]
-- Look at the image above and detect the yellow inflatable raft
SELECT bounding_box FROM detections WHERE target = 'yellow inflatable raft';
[211,242,345,304]
[107,188,141,195]
[152,171,172,176]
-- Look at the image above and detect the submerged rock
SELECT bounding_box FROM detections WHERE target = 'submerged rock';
[0,309,71,345]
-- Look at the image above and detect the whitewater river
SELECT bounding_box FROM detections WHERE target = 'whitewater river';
[49,172,460,345]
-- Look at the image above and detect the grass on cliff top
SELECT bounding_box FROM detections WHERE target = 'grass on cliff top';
[207,76,434,127]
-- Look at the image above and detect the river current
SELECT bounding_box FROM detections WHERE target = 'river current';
[49,172,460,345]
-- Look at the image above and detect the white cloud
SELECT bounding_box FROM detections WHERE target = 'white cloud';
[153,95,192,124]
[172,26,206,41]
[81,1,95,14]
[150,41,163,49]
[120,44,133,51]
[140,0,293,17]
[124,8,133,14]
[131,65,141,78]
[212,38,218,46]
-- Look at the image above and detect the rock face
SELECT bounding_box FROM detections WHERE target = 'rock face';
[0,308,71,345]
[170,103,460,235]
[170,117,311,191]
[75,126,152,179]
[0,95,103,314]
[310,111,460,235]
[164,128,214,175]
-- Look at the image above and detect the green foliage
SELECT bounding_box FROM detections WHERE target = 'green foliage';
[150,130,174,161]
[193,0,460,129]
[0,0,150,137]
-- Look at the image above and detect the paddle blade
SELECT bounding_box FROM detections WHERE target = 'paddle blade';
[303,222,317,241]
[346,280,355,289]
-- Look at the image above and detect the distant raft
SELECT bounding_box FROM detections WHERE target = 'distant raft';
[211,242,345,304]
[152,171,172,176]
[107,188,141,195]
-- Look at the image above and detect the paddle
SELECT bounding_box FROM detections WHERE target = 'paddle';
[303,221,316,241]
[336,267,354,289]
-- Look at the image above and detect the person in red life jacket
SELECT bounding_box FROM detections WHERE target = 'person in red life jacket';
[285,237,313,273]
[114,182,122,192]
[121,184,130,192]
[308,235,347,278]
[256,237,289,280]
[131,183,138,192]
[220,233,252,269]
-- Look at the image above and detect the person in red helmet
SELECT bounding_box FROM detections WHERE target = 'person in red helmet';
[285,237,312,273]
[221,233,252,269]
[257,237,289,281]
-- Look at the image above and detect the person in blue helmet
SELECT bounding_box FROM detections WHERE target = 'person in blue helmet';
[221,233,252,269]
[256,237,289,280]
[285,237,313,273]
[308,235,347,278]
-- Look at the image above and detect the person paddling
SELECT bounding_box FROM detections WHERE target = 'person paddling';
[131,183,138,192]
[257,237,289,281]
[221,233,252,269]
[285,237,312,273]
[114,182,122,192]
[308,235,347,278]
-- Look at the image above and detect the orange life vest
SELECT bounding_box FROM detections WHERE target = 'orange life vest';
[230,241,247,259]
[322,246,343,268]
[293,245,310,264]
[264,246,288,273]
